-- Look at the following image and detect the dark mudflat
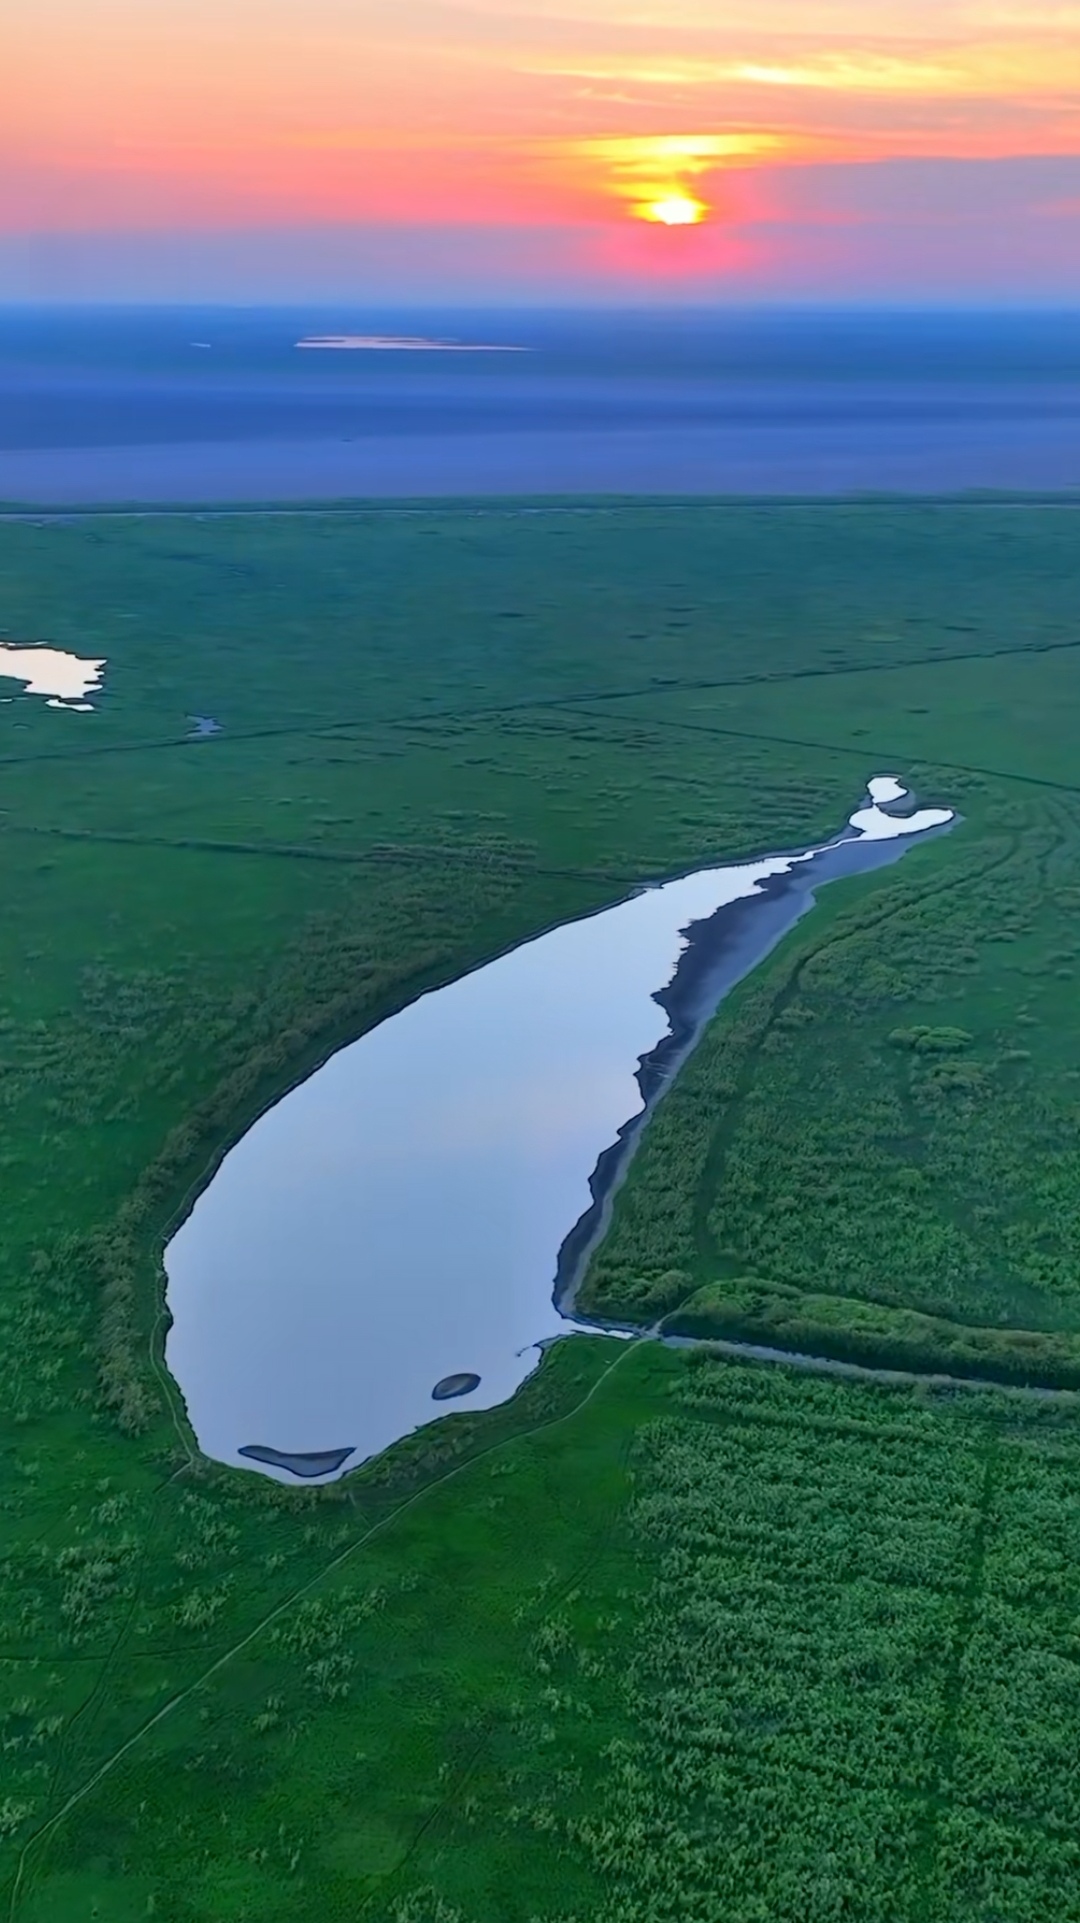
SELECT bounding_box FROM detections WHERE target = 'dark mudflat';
[238,1443,354,1477]
[554,816,955,1314]
[432,1372,481,1401]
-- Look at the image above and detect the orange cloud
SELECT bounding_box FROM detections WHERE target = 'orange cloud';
[4,0,1080,234]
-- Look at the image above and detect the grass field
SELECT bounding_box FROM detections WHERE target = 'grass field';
[2,499,1080,1918]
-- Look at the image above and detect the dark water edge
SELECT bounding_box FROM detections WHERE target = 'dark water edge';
[4,424,1080,502]
[555,821,955,1318]
[238,1443,355,1477]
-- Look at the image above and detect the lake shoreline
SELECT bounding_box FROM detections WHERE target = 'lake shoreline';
[554,810,954,1320]
[164,780,954,1480]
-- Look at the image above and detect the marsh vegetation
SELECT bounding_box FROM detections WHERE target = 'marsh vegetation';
[1,499,1080,1917]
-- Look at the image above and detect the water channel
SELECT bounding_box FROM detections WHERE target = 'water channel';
[164,777,954,1480]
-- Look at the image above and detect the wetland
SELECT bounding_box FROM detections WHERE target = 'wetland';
[4,497,1080,1923]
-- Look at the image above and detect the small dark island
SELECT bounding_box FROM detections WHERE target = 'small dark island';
[432,1372,481,1401]
[239,1444,355,1478]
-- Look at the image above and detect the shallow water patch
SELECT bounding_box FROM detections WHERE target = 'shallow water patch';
[0,642,106,709]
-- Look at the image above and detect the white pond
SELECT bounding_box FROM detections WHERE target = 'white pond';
[164,778,954,1480]
[0,644,106,709]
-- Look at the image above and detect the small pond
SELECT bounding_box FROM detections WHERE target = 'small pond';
[0,642,106,709]
[164,777,954,1480]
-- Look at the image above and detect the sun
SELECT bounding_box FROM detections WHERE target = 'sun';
[640,194,707,226]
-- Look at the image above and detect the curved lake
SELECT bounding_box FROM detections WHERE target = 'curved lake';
[164,777,954,1479]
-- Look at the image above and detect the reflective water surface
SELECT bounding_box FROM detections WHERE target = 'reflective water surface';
[0,642,105,709]
[164,780,953,1479]
[4,309,1080,501]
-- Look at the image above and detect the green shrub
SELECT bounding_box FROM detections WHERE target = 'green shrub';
[668,1274,1080,1389]
[888,1024,974,1054]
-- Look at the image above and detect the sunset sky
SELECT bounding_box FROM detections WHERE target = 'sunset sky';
[5,0,1080,300]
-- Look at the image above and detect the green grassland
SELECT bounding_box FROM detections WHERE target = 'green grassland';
[2,499,1080,1918]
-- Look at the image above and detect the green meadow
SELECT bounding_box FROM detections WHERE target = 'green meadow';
[2,499,1080,1919]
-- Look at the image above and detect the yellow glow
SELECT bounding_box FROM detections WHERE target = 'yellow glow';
[523,42,1080,102]
[581,133,784,169]
[734,54,962,92]
[566,131,783,223]
[641,194,707,225]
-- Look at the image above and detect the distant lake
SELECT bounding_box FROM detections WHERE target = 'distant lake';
[163,779,954,1482]
[2,308,1079,501]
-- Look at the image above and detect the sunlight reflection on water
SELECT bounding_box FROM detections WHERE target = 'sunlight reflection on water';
[0,642,105,708]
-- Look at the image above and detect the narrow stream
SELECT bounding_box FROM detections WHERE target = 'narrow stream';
[164,777,954,1480]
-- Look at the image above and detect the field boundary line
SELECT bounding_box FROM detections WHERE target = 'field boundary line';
[3,631,1080,772]
[571,703,1080,799]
